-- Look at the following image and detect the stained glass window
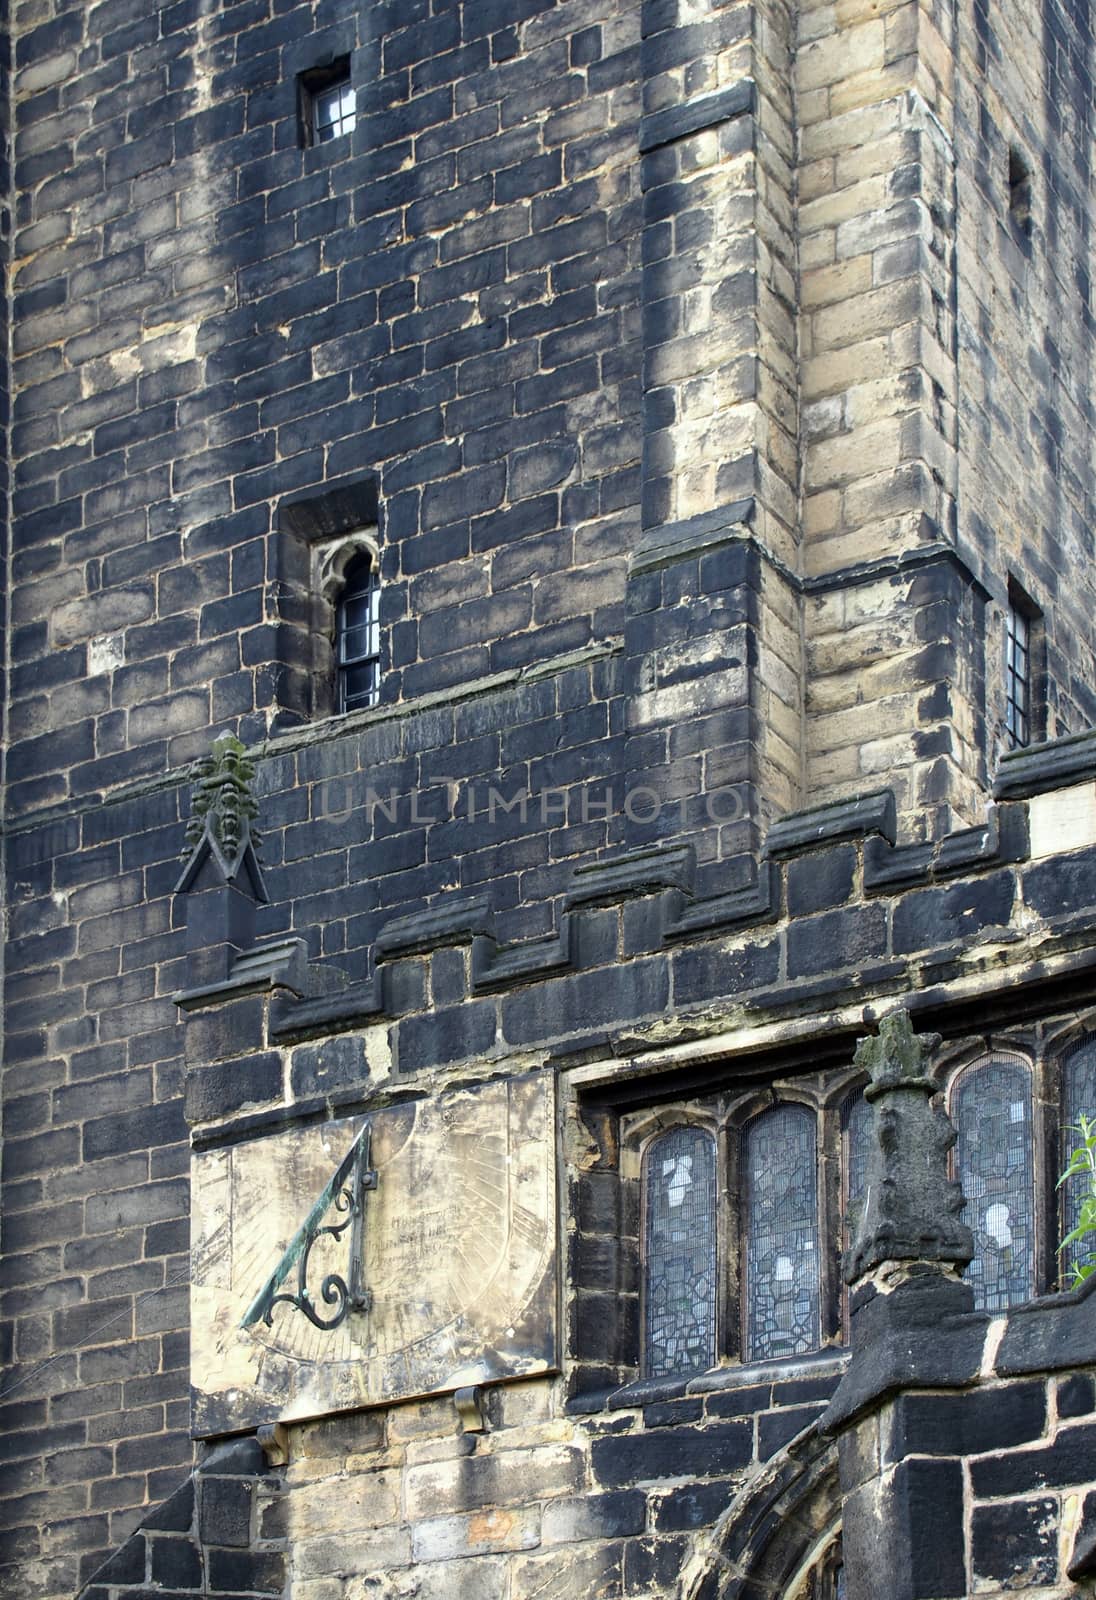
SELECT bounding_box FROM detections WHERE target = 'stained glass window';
[955,1057,1035,1311]
[1062,1036,1096,1282]
[643,1126,718,1378]
[844,1091,872,1242]
[840,1091,872,1335]
[744,1105,821,1362]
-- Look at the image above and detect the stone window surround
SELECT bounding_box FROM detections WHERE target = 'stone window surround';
[605,1073,865,1383]
[277,475,383,723]
[572,1016,1096,1396]
[297,54,355,148]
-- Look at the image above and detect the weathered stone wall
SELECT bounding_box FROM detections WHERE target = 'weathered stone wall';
[4,1,1096,1598]
[832,1277,1096,1600]
[0,786,192,1600]
[954,0,1096,752]
[794,0,1096,835]
[79,1436,286,1600]
[5,0,646,823]
[795,0,987,841]
[1,0,645,1588]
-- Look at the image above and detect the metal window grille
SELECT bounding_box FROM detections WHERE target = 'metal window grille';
[642,1126,718,1379]
[1005,603,1031,748]
[314,78,356,143]
[337,555,380,714]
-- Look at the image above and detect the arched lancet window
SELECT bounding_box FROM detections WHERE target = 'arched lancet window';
[1062,1034,1096,1282]
[744,1105,821,1362]
[336,551,380,713]
[643,1125,718,1379]
[954,1054,1035,1311]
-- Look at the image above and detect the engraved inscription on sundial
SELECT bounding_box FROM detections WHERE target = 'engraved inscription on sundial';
[191,1072,557,1434]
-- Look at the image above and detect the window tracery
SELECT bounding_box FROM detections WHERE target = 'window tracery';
[617,1024,1096,1385]
[632,1079,860,1378]
[309,531,382,718]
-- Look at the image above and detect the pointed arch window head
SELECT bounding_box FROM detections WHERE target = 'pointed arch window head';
[643,1125,718,1379]
[336,551,380,714]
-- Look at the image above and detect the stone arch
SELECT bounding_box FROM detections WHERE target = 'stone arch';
[306,528,381,717]
[678,1422,841,1600]
[314,528,380,605]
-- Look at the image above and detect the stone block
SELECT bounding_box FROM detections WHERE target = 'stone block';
[970,1497,1058,1588]
[591,1422,751,1488]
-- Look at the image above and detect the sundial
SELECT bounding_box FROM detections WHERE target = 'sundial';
[191,1072,557,1435]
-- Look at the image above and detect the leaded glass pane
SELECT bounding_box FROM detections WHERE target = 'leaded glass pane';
[1063,1037,1096,1282]
[643,1126,718,1379]
[840,1091,872,1342]
[955,1058,1035,1311]
[794,1544,844,1600]
[744,1105,821,1362]
[844,1091,872,1242]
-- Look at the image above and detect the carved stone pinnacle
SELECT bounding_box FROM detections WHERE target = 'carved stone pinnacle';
[844,1010,974,1285]
[183,732,262,867]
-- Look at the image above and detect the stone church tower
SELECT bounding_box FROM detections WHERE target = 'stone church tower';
[3,0,1096,1596]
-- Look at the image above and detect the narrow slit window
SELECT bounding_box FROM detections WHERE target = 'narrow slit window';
[1005,601,1031,748]
[954,1056,1035,1311]
[336,553,380,713]
[1062,1036,1096,1284]
[1009,146,1033,230]
[643,1126,718,1379]
[744,1105,821,1362]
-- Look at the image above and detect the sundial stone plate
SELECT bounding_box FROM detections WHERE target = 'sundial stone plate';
[191,1071,557,1434]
